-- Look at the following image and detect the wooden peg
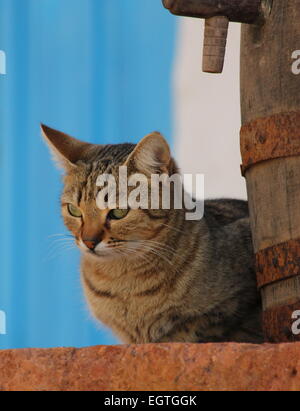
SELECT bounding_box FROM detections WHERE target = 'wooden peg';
[202,16,229,74]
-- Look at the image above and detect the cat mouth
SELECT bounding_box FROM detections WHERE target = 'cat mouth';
[84,247,117,259]
[83,240,128,259]
[78,238,141,260]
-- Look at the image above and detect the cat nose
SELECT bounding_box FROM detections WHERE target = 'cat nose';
[82,228,104,251]
[83,239,99,250]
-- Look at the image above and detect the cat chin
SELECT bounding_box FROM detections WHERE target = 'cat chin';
[82,248,123,262]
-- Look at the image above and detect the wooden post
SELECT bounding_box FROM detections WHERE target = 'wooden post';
[240,0,300,342]
[163,0,262,23]
[203,16,229,73]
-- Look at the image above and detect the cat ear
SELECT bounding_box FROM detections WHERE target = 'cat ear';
[125,132,171,175]
[41,124,93,170]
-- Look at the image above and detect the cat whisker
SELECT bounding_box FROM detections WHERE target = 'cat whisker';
[49,238,75,244]
[116,244,153,266]
[125,239,173,256]
[48,233,74,239]
[138,239,178,254]
[136,240,181,260]
[139,242,185,274]
[125,239,184,268]
[46,238,75,255]
[44,239,77,262]
[44,248,77,263]
[136,243,179,271]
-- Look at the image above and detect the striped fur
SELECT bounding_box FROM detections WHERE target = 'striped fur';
[43,125,263,344]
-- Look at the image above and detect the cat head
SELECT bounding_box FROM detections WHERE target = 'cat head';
[42,124,179,260]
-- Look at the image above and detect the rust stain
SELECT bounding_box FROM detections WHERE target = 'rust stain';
[240,111,300,176]
[256,239,300,288]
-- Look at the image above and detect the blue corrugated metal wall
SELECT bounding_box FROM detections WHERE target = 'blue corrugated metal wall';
[0,0,176,349]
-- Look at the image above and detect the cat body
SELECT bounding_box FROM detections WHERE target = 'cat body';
[82,199,262,343]
[43,125,263,344]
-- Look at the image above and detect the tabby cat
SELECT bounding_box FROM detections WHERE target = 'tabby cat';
[43,124,263,344]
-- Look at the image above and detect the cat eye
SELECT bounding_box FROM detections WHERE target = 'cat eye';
[108,209,129,220]
[67,204,83,218]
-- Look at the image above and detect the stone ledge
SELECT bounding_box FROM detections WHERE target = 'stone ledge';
[0,343,299,391]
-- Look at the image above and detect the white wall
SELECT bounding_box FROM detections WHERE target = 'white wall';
[173,18,247,200]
